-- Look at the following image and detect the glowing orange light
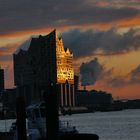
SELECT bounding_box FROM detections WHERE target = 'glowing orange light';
[56,33,74,84]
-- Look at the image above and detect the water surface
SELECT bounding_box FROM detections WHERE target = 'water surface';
[1,109,140,140]
[60,109,140,140]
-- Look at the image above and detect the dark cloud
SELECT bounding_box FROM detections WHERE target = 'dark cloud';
[79,57,140,87]
[107,77,128,87]
[80,58,103,86]
[0,0,139,34]
[130,64,140,84]
[62,28,140,58]
[104,0,140,9]
[106,64,140,87]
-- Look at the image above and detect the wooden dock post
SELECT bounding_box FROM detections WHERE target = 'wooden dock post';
[16,97,27,140]
[45,83,59,140]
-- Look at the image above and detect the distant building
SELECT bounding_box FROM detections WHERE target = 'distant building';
[74,75,79,92]
[13,30,75,107]
[75,90,113,107]
[2,88,17,110]
[0,67,4,92]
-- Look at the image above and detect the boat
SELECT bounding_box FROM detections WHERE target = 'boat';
[10,101,78,140]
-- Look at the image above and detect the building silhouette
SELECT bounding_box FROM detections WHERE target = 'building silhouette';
[0,66,4,92]
[13,30,75,107]
[75,90,113,108]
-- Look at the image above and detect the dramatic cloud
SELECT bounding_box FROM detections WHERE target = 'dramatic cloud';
[62,28,140,58]
[106,64,140,87]
[107,76,128,87]
[80,58,103,86]
[130,64,140,84]
[79,57,140,88]
[99,0,140,9]
[0,0,139,35]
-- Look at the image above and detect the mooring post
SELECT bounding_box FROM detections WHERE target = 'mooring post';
[16,97,27,140]
[45,82,59,140]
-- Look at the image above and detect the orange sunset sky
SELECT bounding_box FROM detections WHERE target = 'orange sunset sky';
[0,0,140,99]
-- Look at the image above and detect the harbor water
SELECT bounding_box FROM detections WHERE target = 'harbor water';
[0,109,140,140]
[60,109,140,140]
